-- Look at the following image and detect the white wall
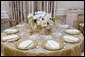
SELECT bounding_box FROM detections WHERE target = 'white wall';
[1,1,9,12]
[57,1,84,10]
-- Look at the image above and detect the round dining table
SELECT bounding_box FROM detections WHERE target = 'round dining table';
[1,23,84,56]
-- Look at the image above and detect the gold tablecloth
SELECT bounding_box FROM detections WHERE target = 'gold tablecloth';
[1,23,84,56]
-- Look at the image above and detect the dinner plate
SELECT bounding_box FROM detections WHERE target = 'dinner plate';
[15,39,36,50]
[1,34,20,42]
[63,35,80,43]
[64,29,80,35]
[42,39,63,51]
[4,29,19,35]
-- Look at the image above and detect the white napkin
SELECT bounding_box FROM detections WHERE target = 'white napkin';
[18,40,33,49]
[47,40,60,49]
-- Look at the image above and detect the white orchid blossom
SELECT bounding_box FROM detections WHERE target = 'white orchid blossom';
[27,13,33,19]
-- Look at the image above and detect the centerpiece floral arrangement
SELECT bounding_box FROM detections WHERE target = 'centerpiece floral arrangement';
[27,11,54,34]
[27,11,54,27]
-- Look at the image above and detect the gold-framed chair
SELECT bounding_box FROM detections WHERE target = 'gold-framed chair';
[1,18,16,32]
[73,14,84,34]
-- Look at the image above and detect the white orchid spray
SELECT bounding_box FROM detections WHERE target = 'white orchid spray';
[27,11,54,28]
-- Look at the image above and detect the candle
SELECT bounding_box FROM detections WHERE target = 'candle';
[32,1,34,14]
[29,1,30,14]
[50,1,52,17]
[47,1,48,13]
[54,1,56,18]
[44,1,45,11]
[51,1,53,17]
